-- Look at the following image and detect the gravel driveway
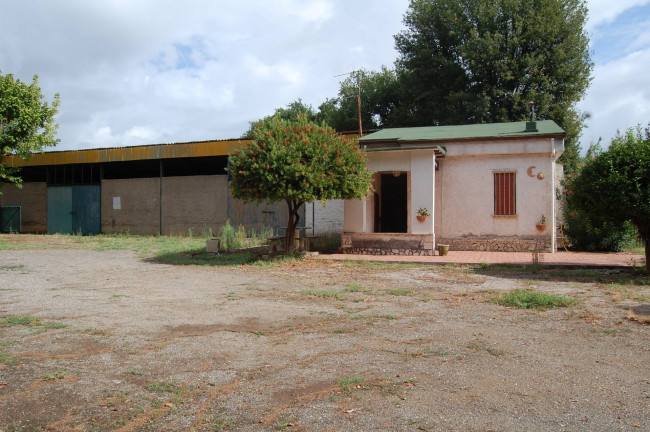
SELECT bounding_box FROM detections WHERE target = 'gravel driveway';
[0,247,648,431]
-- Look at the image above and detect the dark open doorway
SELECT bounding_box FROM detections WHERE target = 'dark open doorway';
[377,173,407,233]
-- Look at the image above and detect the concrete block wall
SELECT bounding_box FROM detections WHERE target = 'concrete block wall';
[101,178,161,235]
[0,182,47,233]
[102,175,229,235]
[161,175,228,235]
[311,200,344,235]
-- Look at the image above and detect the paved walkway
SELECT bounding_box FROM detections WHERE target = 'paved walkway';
[316,250,646,267]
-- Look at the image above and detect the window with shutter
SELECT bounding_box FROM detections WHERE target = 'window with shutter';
[494,172,516,215]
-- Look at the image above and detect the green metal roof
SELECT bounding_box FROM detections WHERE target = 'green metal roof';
[359,120,565,143]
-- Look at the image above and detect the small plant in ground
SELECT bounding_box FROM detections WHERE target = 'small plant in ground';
[337,376,365,395]
[344,283,363,292]
[124,369,144,376]
[387,289,411,296]
[0,264,25,271]
[491,289,575,310]
[2,315,40,327]
[206,413,231,431]
[274,413,297,431]
[146,380,181,394]
[0,349,17,366]
[43,369,68,381]
[301,289,344,299]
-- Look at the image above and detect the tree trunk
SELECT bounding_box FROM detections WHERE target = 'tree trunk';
[645,238,649,275]
[284,200,303,255]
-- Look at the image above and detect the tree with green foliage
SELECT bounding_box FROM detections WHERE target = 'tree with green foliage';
[320,0,591,171]
[229,116,373,253]
[241,99,318,139]
[318,67,401,133]
[568,124,650,272]
[0,71,60,189]
[562,143,637,253]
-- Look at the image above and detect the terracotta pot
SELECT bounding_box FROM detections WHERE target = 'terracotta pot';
[536,224,546,232]
[416,215,427,222]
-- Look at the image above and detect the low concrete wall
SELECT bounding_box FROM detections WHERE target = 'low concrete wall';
[1,182,47,233]
[341,233,434,256]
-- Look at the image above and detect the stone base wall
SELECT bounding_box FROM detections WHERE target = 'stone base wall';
[437,236,552,252]
[341,233,434,256]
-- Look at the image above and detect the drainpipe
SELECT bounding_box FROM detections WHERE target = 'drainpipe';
[159,159,163,235]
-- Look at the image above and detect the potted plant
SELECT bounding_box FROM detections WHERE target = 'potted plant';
[416,207,430,222]
[536,215,547,232]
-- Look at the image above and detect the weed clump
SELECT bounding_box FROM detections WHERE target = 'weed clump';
[491,289,575,310]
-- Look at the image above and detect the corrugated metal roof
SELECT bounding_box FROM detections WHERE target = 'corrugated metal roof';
[359,120,565,143]
[2,139,249,167]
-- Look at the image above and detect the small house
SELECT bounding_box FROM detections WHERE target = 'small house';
[342,120,565,255]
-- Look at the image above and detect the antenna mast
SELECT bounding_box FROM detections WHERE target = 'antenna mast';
[334,70,363,137]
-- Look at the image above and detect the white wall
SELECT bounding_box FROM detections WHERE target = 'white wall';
[345,136,562,242]
[434,153,555,238]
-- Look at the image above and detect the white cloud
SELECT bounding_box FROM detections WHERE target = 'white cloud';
[579,48,650,146]
[127,126,155,140]
[586,0,650,29]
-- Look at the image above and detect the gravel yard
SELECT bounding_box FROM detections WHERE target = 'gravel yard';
[0,238,648,431]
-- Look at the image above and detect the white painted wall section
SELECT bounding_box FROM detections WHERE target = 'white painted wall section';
[410,150,435,235]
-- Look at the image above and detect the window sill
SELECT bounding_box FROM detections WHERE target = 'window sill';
[492,214,518,219]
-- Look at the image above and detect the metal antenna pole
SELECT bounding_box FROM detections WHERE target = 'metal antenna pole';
[334,70,363,137]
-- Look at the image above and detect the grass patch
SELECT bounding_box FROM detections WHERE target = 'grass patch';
[336,376,365,395]
[146,380,181,394]
[274,413,297,431]
[1,315,40,327]
[301,289,344,299]
[0,315,67,330]
[43,369,68,381]
[154,251,258,266]
[344,283,363,292]
[491,289,575,310]
[206,413,232,431]
[387,289,411,296]
[605,284,649,303]
[0,350,17,366]
[0,264,25,271]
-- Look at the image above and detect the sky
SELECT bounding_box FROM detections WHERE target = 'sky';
[1,0,649,152]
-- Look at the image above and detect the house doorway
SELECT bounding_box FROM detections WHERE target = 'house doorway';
[377,173,407,233]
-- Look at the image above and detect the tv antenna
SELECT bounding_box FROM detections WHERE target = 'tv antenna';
[334,70,363,137]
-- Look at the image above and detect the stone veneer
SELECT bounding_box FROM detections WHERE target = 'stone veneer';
[437,236,553,253]
[340,233,552,255]
[340,233,435,256]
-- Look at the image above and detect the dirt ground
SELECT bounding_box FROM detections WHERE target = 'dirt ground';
[0,244,649,431]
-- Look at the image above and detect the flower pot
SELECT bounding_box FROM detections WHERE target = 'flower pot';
[416,215,427,223]
[437,244,449,256]
[536,224,546,232]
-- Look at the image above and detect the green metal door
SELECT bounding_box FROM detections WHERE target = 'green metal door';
[47,186,73,234]
[47,185,100,234]
[73,185,100,235]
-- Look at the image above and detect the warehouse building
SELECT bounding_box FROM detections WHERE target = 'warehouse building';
[0,139,341,236]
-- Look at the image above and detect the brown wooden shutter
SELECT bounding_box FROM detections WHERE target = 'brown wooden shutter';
[494,172,516,215]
